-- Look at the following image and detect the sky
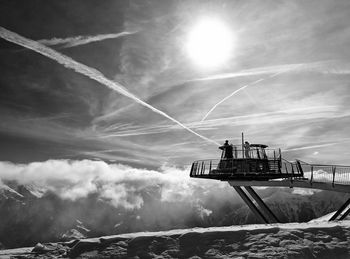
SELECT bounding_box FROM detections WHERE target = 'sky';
[1,0,350,168]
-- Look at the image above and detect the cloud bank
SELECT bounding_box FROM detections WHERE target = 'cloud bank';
[0,159,230,210]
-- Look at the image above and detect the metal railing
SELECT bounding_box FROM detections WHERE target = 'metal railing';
[297,161,350,185]
[190,157,284,176]
[190,157,350,185]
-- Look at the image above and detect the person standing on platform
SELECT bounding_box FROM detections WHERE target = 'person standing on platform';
[223,140,233,159]
[219,140,233,169]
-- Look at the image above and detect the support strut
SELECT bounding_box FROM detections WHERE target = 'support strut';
[329,198,350,221]
[339,206,350,220]
[244,186,280,223]
[233,186,268,224]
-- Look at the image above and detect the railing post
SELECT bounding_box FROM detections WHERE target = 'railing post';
[296,160,304,177]
[278,159,282,174]
[310,165,313,186]
[242,132,245,159]
[278,149,282,174]
[209,160,212,173]
[201,161,204,175]
[332,166,336,187]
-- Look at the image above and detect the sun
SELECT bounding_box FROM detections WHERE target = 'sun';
[186,18,234,68]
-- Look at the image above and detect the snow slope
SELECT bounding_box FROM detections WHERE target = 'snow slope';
[1,220,349,258]
[1,180,349,249]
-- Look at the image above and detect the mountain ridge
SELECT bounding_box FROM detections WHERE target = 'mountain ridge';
[0,180,349,249]
[1,221,349,258]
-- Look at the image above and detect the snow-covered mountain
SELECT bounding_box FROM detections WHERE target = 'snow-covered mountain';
[213,188,349,225]
[0,183,25,202]
[1,221,349,258]
[0,181,348,249]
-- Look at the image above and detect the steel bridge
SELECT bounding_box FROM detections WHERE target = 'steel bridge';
[190,145,350,223]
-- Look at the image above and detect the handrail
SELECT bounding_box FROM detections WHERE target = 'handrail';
[190,158,350,186]
[298,161,350,167]
[295,159,311,165]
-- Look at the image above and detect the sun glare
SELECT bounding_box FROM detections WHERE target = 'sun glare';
[186,18,234,68]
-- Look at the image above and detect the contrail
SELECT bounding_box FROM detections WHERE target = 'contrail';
[0,26,219,146]
[282,143,338,152]
[189,61,330,83]
[38,31,136,49]
[99,105,337,138]
[201,68,299,121]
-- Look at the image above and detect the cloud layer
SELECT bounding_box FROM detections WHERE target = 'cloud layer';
[0,159,230,210]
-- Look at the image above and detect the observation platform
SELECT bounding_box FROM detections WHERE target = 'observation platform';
[190,140,350,223]
[191,144,304,181]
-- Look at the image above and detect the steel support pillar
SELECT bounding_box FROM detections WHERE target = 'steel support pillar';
[339,206,350,220]
[233,186,268,224]
[329,198,350,221]
[244,186,280,223]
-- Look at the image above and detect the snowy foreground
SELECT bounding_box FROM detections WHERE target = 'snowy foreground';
[0,221,349,259]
